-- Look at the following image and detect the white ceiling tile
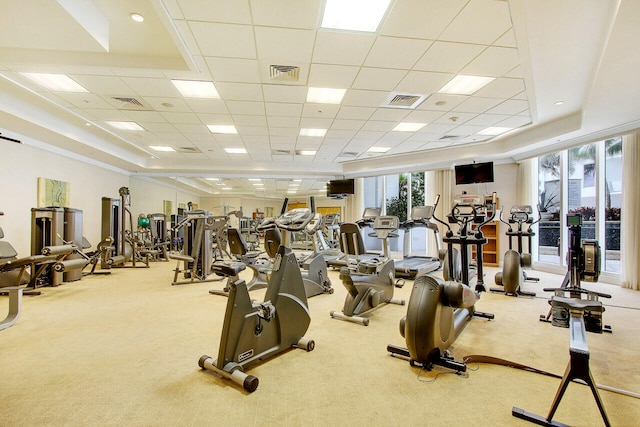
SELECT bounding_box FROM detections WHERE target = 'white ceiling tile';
[474,78,526,99]
[237,127,269,136]
[378,132,411,144]
[455,97,503,113]
[495,29,517,48]
[449,124,487,135]
[419,123,458,134]
[139,122,178,133]
[307,64,359,88]
[486,99,529,115]
[361,121,396,132]
[313,31,376,66]
[262,84,307,103]
[186,99,229,114]
[199,114,233,125]
[369,108,410,121]
[505,66,523,79]
[414,41,485,74]
[395,71,454,94]
[434,111,477,125]
[53,93,112,109]
[143,97,192,112]
[330,119,365,131]
[364,37,432,69]
[461,46,520,77]
[124,111,166,122]
[418,94,468,111]
[189,22,256,58]
[159,111,203,124]
[342,89,393,107]
[178,0,251,23]
[226,101,265,115]
[254,27,315,63]
[299,117,333,128]
[267,116,300,127]
[174,123,210,133]
[465,114,510,126]
[250,0,322,29]
[495,115,533,128]
[353,68,407,91]
[353,130,384,141]
[85,109,130,121]
[439,0,512,44]
[380,0,467,39]
[266,102,303,116]
[302,103,339,119]
[336,106,376,120]
[403,110,444,123]
[70,74,132,94]
[216,82,263,101]
[270,136,297,145]
[233,115,267,126]
[206,57,261,83]
[119,77,179,97]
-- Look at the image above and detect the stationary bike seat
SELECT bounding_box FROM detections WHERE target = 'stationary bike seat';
[211,260,246,277]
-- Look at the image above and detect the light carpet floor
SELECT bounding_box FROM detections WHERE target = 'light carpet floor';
[1,258,639,426]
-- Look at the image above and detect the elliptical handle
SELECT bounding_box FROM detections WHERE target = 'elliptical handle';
[430,194,451,233]
[280,198,289,215]
[475,192,498,231]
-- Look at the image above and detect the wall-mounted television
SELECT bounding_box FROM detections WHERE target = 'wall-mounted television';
[455,162,494,185]
[327,179,355,198]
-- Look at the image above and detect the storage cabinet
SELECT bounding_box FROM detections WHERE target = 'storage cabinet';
[472,196,499,267]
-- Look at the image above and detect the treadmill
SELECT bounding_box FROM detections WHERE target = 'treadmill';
[326,208,383,269]
[394,206,442,279]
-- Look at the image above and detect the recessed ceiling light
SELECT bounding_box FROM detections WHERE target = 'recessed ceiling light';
[367,146,391,153]
[106,121,145,131]
[554,101,565,106]
[287,190,297,194]
[438,75,495,95]
[299,128,326,137]
[306,87,346,104]
[172,80,219,98]
[248,178,261,182]
[21,73,88,92]
[205,177,219,181]
[253,183,264,186]
[321,0,392,32]
[222,187,232,190]
[293,179,302,182]
[207,125,238,134]
[224,147,247,154]
[392,122,426,132]
[130,13,144,23]
[148,145,175,152]
[478,126,513,136]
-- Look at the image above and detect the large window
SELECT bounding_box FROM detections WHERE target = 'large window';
[536,138,622,273]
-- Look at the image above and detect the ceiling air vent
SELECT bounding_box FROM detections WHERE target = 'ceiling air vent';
[271,149,292,155]
[439,135,463,140]
[177,147,201,153]
[269,65,300,82]
[110,96,152,111]
[339,151,359,157]
[382,92,427,109]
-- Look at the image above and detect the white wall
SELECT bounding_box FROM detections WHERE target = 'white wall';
[128,177,200,220]
[0,142,129,255]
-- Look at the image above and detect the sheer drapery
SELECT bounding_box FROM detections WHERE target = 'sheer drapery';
[344,178,364,223]
[517,158,537,206]
[621,133,640,290]
[426,169,453,236]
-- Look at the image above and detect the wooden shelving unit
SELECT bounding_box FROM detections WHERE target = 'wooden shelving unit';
[472,196,499,267]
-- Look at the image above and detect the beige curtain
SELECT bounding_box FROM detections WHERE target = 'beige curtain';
[516,158,537,206]
[621,133,640,290]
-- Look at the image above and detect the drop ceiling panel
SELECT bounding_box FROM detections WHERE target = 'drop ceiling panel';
[215,82,263,101]
[360,120,396,132]
[226,101,265,115]
[414,41,486,74]
[178,0,252,24]
[455,96,504,114]
[140,122,178,133]
[342,89,392,107]
[143,97,192,113]
[299,117,332,128]
[418,94,468,112]
[434,112,477,125]
[254,27,315,63]
[369,108,410,122]
[158,111,201,124]
[262,84,307,103]
[496,115,532,128]
[313,32,376,66]
[336,106,376,120]
[70,74,132,94]
[238,128,269,137]
[380,0,467,39]
[307,64,359,88]
[486,99,529,115]
[301,103,339,119]
[174,123,209,133]
[250,0,322,29]
[363,37,432,69]
[465,114,510,126]
[395,71,454,94]
[54,93,113,109]
[474,78,526,99]
[119,77,179,97]
[402,110,445,123]
[267,116,300,128]
[439,0,512,44]
[124,111,165,123]
[206,57,261,83]
[188,22,256,58]
[330,119,365,131]
[353,68,407,91]
[234,115,267,126]
[266,102,303,117]
[461,46,520,77]
[185,99,229,114]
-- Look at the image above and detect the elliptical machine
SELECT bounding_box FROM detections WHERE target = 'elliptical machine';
[330,215,404,326]
[198,203,316,392]
[492,205,541,297]
[387,194,495,373]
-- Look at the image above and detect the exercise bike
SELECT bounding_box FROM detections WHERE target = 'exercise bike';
[492,205,541,297]
[387,194,495,373]
[330,215,404,326]
[198,203,315,392]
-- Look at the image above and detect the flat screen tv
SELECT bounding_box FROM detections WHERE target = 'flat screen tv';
[327,179,355,197]
[455,162,494,185]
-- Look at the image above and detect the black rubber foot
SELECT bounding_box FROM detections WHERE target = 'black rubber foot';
[244,375,259,392]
